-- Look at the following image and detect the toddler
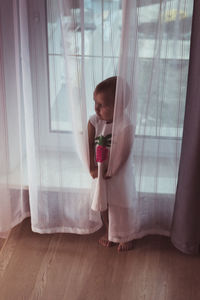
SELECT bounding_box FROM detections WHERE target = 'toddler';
[88,76,135,252]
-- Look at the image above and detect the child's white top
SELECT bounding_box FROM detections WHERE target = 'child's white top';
[89,114,112,211]
[89,114,137,212]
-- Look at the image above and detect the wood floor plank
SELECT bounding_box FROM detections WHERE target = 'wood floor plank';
[0,238,5,251]
[0,219,199,300]
[0,221,23,279]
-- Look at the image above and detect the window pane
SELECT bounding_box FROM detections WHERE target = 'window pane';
[136,0,193,138]
[47,1,72,131]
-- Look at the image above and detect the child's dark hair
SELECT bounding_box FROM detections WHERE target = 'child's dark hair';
[94,76,117,104]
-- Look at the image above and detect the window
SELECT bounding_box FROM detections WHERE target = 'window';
[46,0,193,139]
[136,1,193,138]
[28,0,193,193]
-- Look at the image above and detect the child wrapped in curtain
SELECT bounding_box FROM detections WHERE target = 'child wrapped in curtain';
[88,76,138,252]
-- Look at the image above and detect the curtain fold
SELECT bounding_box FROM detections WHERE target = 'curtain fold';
[171,0,200,255]
[26,0,102,234]
[58,0,90,171]
[0,0,30,238]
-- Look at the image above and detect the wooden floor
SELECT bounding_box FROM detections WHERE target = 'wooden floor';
[0,238,5,252]
[0,218,199,300]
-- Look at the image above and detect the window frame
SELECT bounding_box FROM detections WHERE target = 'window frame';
[29,0,185,158]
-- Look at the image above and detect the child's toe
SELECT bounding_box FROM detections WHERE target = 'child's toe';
[118,241,134,252]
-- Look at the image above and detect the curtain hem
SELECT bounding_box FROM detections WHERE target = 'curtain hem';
[0,212,30,239]
[171,237,200,256]
[31,223,103,235]
[110,228,170,243]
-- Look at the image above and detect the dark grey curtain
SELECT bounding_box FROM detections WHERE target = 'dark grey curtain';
[171,0,200,255]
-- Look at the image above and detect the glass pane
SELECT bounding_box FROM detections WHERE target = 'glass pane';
[137,58,189,137]
[103,0,122,57]
[47,0,72,131]
[48,55,72,131]
[136,0,193,138]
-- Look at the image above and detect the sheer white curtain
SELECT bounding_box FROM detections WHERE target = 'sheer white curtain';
[133,0,193,235]
[0,0,193,239]
[0,0,30,238]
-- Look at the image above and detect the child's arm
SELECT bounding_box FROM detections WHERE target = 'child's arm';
[88,121,98,179]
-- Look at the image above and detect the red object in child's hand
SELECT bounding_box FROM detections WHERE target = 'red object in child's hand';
[96,145,108,163]
[95,134,111,163]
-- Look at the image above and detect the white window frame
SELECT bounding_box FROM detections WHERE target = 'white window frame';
[28,0,185,158]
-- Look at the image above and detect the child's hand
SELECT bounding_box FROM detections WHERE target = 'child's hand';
[103,169,111,180]
[90,166,98,179]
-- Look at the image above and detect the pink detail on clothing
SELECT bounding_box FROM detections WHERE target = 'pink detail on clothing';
[96,145,108,163]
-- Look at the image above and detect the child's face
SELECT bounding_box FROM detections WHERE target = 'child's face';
[94,92,114,122]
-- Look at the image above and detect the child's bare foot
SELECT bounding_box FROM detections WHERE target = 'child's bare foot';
[99,234,116,247]
[118,240,134,252]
